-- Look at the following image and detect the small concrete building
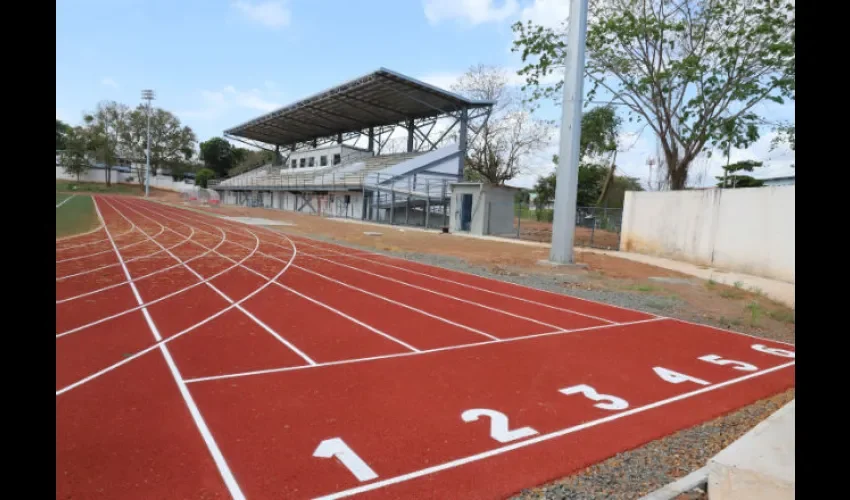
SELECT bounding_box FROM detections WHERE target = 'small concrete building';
[448,182,518,236]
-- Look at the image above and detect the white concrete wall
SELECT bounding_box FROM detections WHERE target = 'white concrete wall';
[483,186,517,235]
[620,186,795,283]
[56,165,191,192]
[449,184,484,234]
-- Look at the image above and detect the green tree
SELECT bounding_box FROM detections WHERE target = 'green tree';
[200,137,236,177]
[122,106,196,186]
[513,0,795,190]
[56,119,71,150]
[716,160,765,188]
[580,106,621,160]
[532,168,557,221]
[59,127,90,182]
[194,168,215,188]
[83,101,129,187]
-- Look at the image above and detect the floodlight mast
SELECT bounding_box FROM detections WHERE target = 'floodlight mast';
[141,89,155,198]
[549,0,589,264]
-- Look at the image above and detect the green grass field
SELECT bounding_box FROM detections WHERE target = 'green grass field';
[56,195,100,238]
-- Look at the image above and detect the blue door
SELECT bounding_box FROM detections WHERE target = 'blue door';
[460,193,473,231]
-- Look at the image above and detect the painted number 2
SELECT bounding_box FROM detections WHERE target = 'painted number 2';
[559,384,629,410]
[462,409,539,443]
[313,437,378,482]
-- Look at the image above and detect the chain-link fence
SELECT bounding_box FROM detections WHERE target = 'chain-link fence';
[512,200,623,250]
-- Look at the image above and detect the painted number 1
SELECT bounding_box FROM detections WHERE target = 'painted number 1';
[313,437,378,482]
[462,409,539,443]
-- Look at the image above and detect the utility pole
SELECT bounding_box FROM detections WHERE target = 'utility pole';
[549,0,589,264]
[141,89,155,197]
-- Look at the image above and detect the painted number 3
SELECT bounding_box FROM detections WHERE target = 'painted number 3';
[559,384,629,411]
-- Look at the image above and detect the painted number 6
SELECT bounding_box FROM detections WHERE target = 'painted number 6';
[752,343,795,358]
[559,384,629,411]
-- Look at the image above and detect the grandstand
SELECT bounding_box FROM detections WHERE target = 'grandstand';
[211,68,494,228]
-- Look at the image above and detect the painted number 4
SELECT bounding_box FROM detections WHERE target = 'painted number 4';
[462,409,539,443]
[313,438,378,482]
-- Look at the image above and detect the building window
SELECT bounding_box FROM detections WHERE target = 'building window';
[300,158,306,168]
[308,157,315,167]
[333,154,341,165]
[320,155,328,166]
[291,159,297,169]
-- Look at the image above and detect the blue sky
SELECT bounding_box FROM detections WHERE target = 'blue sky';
[56,0,794,188]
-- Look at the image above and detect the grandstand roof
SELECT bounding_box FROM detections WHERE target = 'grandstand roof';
[224,68,495,147]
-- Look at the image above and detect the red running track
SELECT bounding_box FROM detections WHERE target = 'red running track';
[55,195,796,500]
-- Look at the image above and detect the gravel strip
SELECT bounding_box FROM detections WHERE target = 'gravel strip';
[509,389,794,500]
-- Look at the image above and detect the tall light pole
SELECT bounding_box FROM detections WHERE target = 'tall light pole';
[549,0,589,264]
[141,89,155,198]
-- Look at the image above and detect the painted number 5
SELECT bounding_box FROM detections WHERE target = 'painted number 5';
[698,354,758,372]
[462,409,539,443]
[559,384,629,411]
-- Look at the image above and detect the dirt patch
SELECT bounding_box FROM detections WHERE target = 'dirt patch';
[518,219,620,249]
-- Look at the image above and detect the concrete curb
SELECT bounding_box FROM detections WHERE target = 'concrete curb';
[638,466,709,500]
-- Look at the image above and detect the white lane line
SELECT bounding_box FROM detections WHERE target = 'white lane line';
[127,200,421,353]
[55,224,165,264]
[155,214,623,328]
[292,265,499,341]
[108,197,316,364]
[158,201,798,351]
[185,317,669,384]
[56,225,195,281]
[130,206,580,335]
[57,211,274,339]
[201,224,799,351]
[56,194,76,208]
[295,251,571,332]
[287,238,624,324]
[56,204,300,394]
[274,230,659,318]
[56,222,104,242]
[312,360,797,500]
[85,196,247,500]
[56,225,228,304]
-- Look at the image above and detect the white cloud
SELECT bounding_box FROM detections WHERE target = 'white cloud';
[101,77,119,88]
[520,0,569,28]
[423,0,519,25]
[178,85,281,122]
[232,1,291,29]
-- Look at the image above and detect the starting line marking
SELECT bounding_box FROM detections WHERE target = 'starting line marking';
[312,360,795,500]
[183,317,666,384]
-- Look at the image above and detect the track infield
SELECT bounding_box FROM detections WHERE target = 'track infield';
[55,195,795,500]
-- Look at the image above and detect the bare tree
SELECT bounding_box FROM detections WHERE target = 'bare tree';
[451,65,554,184]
